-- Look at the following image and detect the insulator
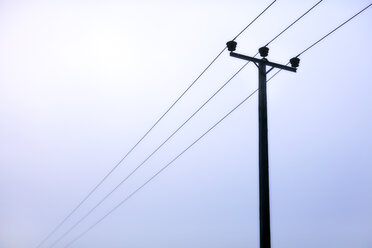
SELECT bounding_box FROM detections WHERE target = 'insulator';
[258,46,269,57]
[290,57,300,68]
[226,41,237,52]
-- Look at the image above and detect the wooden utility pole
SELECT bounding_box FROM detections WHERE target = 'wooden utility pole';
[226,40,299,248]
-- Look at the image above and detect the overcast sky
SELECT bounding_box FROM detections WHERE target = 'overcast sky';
[1,0,371,247]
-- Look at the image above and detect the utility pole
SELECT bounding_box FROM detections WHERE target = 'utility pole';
[226,41,300,248]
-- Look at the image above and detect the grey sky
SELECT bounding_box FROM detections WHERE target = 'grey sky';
[0,0,371,247]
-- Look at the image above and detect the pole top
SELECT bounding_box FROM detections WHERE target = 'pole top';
[226,41,237,52]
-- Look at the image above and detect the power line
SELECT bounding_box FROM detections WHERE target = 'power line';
[268,2,372,81]
[265,0,323,47]
[64,5,371,245]
[36,49,226,248]
[58,6,346,248]
[49,64,251,248]
[233,0,277,41]
[64,85,260,248]
[296,2,372,57]
[48,63,251,248]
[64,55,291,247]
[35,2,277,248]
[46,2,324,246]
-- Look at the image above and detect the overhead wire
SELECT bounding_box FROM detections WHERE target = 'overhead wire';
[49,1,330,246]
[268,2,372,81]
[35,2,277,248]
[49,63,251,248]
[296,2,372,57]
[64,4,372,240]
[36,47,227,248]
[64,86,260,248]
[51,1,324,246]
[264,0,323,47]
[36,47,226,248]
[233,0,277,41]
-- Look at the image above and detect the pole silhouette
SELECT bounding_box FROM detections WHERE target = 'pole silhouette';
[226,40,299,248]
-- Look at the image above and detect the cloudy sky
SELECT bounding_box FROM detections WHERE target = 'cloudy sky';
[1,0,371,247]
